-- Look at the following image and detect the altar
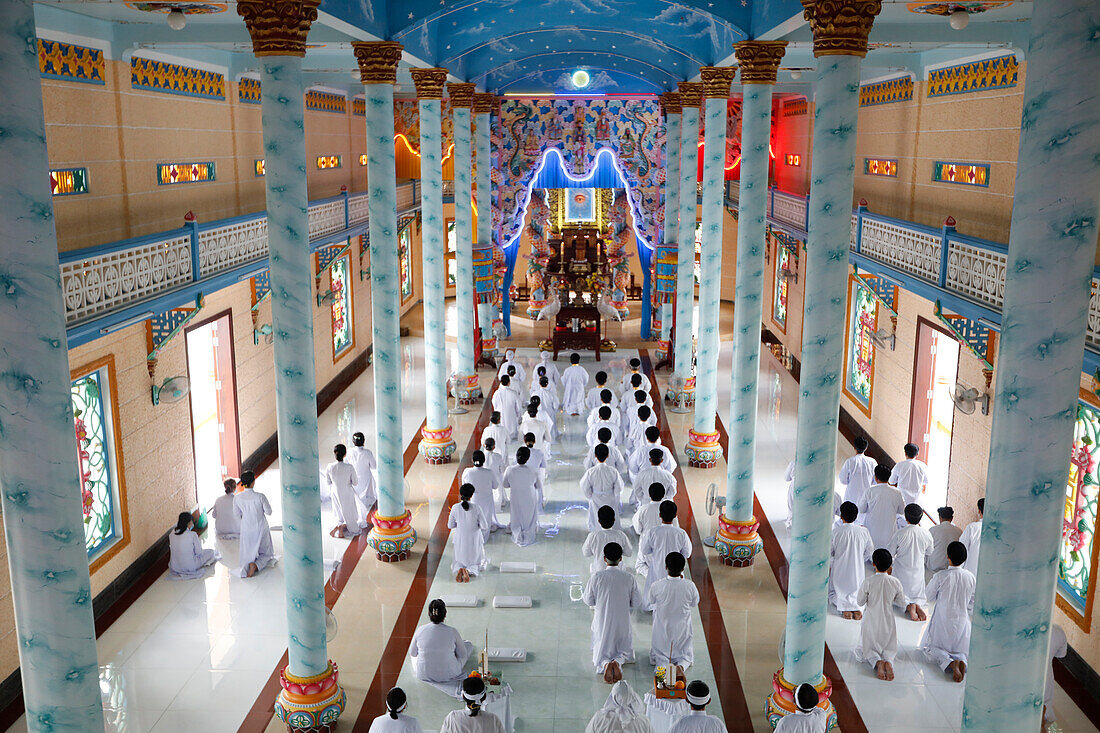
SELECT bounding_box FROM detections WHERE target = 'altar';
[553,304,601,360]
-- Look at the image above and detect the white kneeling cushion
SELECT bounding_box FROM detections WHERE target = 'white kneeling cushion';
[488,647,528,662]
[493,595,532,608]
[500,561,537,573]
[439,595,479,607]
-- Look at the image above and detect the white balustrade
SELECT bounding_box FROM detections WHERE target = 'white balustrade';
[396,183,416,213]
[945,239,1007,309]
[348,192,370,224]
[727,182,740,202]
[772,190,807,230]
[308,199,346,239]
[198,217,268,277]
[858,216,941,282]
[850,214,858,251]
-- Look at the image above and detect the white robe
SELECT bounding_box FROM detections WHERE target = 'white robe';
[887,524,934,604]
[583,527,634,575]
[632,501,679,537]
[562,364,590,415]
[212,493,240,539]
[325,460,362,530]
[960,520,982,575]
[1044,624,1068,721]
[410,622,474,697]
[838,453,876,508]
[646,575,699,668]
[349,445,378,518]
[234,488,277,577]
[588,406,616,429]
[491,388,522,438]
[439,708,506,733]
[855,572,904,666]
[168,529,220,579]
[481,424,511,465]
[531,384,560,417]
[927,521,963,572]
[585,681,653,733]
[583,565,641,672]
[497,352,526,385]
[920,565,975,671]
[448,503,489,575]
[368,712,425,733]
[532,353,561,391]
[631,466,677,506]
[773,708,827,733]
[520,414,552,455]
[582,463,625,531]
[637,524,692,605]
[586,421,622,449]
[503,464,541,546]
[586,443,628,475]
[829,522,873,612]
[890,458,929,507]
[619,372,651,396]
[629,443,675,480]
[859,483,906,550]
[462,466,503,536]
[586,386,619,413]
[667,710,727,733]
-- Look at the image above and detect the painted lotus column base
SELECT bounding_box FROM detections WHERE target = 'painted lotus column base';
[766,668,836,730]
[419,425,456,464]
[714,515,763,567]
[451,373,482,404]
[685,428,722,468]
[664,375,696,406]
[655,339,670,363]
[275,661,346,733]
[367,509,417,562]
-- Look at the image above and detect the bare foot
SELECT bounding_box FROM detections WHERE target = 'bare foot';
[456,568,470,583]
[956,660,966,682]
[907,604,920,622]
[915,605,928,622]
[247,562,258,578]
[330,525,346,539]
[602,662,617,684]
[852,610,863,621]
[842,611,853,620]
[612,661,623,682]
[875,661,888,680]
[883,661,895,681]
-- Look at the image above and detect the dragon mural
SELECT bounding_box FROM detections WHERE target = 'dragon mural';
[523,191,554,318]
[605,193,634,318]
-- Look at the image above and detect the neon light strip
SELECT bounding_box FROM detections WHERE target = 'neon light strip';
[695,142,776,171]
[395,133,455,168]
[504,147,653,252]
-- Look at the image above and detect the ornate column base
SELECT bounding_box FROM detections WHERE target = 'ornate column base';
[765,669,836,730]
[419,425,456,464]
[367,509,417,562]
[655,339,670,362]
[275,661,346,733]
[685,428,722,468]
[714,514,763,567]
[526,300,547,319]
[665,375,696,406]
[451,372,482,404]
[481,334,498,361]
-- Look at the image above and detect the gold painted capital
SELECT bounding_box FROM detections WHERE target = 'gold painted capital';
[472,93,496,115]
[801,0,882,58]
[352,41,403,85]
[659,92,681,116]
[700,67,737,99]
[411,68,448,99]
[448,83,476,108]
[678,82,704,109]
[734,41,789,84]
[236,0,320,57]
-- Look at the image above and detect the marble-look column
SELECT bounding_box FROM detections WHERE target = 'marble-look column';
[657,92,681,365]
[353,41,416,561]
[449,82,481,403]
[673,81,702,403]
[685,66,735,469]
[767,2,879,728]
[716,41,787,567]
[0,2,104,729]
[237,2,345,729]
[473,93,498,360]
[962,2,1100,729]
[411,68,456,465]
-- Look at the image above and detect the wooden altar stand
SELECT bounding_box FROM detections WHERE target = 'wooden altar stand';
[553,305,601,361]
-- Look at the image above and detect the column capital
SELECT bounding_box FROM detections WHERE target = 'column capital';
[410,68,448,99]
[700,67,737,99]
[352,41,403,84]
[448,83,476,108]
[800,0,882,58]
[677,81,704,109]
[472,92,496,115]
[659,91,681,117]
[236,0,320,57]
[734,41,789,84]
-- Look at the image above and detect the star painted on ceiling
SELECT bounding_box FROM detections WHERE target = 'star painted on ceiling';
[408,12,414,18]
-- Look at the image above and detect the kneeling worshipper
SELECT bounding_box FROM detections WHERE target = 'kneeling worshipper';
[920,541,976,682]
[829,501,873,620]
[234,471,277,578]
[350,432,379,526]
[531,375,560,423]
[856,549,904,681]
[482,413,511,467]
[492,376,523,437]
[410,599,476,697]
[619,358,652,395]
[522,401,554,453]
[647,551,699,676]
[773,683,827,733]
[449,484,490,582]
[582,444,626,530]
[887,503,934,621]
[859,465,906,550]
[168,512,221,579]
[587,406,623,447]
[497,349,526,385]
[583,505,634,575]
[631,450,677,507]
[462,451,505,538]
[325,443,363,538]
[586,428,629,476]
[587,372,619,413]
[629,427,675,480]
[638,501,691,607]
[624,405,657,453]
[588,391,618,428]
[212,478,240,539]
[668,681,727,733]
[503,447,542,546]
[505,365,528,405]
[585,681,654,733]
[533,350,561,391]
[633,483,678,537]
[440,676,506,733]
[520,433,549,504]
[584,542,642,683]
[562,352,590,415]
[368,687,425,733]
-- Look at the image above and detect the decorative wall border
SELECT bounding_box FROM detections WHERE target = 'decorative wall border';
[933,161,990,187]
[239,76,261,104]
[131,56,225,100]
[782,98,807,117]
[928,53,1018,97]
[859,75,913,107]
[38,38,106,85]
[352,97,366,117]
[305,89,347,114]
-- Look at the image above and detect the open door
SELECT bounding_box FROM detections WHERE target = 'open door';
[186,311,241,510]
[908,317,960,513]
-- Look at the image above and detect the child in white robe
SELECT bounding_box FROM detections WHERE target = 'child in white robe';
[647,551,699,674]
[927,506,963,572]
[582,444,626,531]
[887,503,934,621]
[620,390,651,433]
[585,428,629,476]
[856,549,905,680]
[350,432,378,524]
[920,541,975,682]
[440,676,506,733]
[960,497,983,575]
[586,371,619,413]
[503,447,541,546]
[669,681,726,733]
[212,478,240,539]
[491,376,522,438]
[481,437,506,508]
[532,351,561,391]
[838,436,876,508]
[631,450,677,506]
[520,433,548,505]
[368,687,424,733]
[504,364,527,405]
[629,426,675,480]
[520,405,552,455]
[481,412,510,466]
[890,442,930,510]
[633,483,679,537]
[461,451,504,538]
[859,464,906,550]
[448,484,489,582]
[829,502,873,619]
[325,443,363,538]
[583,541,642,683]
[773,683,828,733]
[583,505,634,575]
[234,471,277,578]
[561,353,590,415]
[410,599,475,698]
[531,377,560,427]
[497,349,526,385]
[587,393,618,429]
[638,501,692,609]
[586,406,622,447]
[168,512,221,579]
[619,359,651,396]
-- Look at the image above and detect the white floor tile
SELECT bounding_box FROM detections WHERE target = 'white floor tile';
[167,668,272,712]
[97,665,193,712]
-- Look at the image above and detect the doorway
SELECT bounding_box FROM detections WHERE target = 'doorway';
[185,311,241,511]
[908,317,960,513]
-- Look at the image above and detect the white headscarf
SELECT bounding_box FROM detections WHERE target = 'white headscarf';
[585,681,654,733]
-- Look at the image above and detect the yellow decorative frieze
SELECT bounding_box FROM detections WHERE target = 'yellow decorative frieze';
[928,53,1018,97]
[38,39,105,85]
[860,76,913,106]
[131,56,225,100]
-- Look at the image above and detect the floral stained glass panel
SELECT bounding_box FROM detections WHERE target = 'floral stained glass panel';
[845,282,876,408]
[1060,403,1099,612]
[773,244,790,329]
[331,255,353,358]
[399,225,413,302]
[447,220,457,286]
[72,370,117,557]
[694,221,702,284]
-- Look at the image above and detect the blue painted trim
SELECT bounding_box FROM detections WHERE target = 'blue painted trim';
[42,71,104,86]
[195,211,266,232]
[861,210,942,238]
[58,225,194,264]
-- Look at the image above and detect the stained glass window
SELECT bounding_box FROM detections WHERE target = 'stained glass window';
[71,368,120,558]
[773,243,790,331]
[316,155,341,170]
[254,159,265,177]
[844,280,876,409]
[399,224,414,303]
[1060,403,1099,613]
[331,254,353,359]
[446,219,457,286]
[693,221,702,285]
[51,168,89,196]
[157,162,215,186]
[932,161,989,187]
